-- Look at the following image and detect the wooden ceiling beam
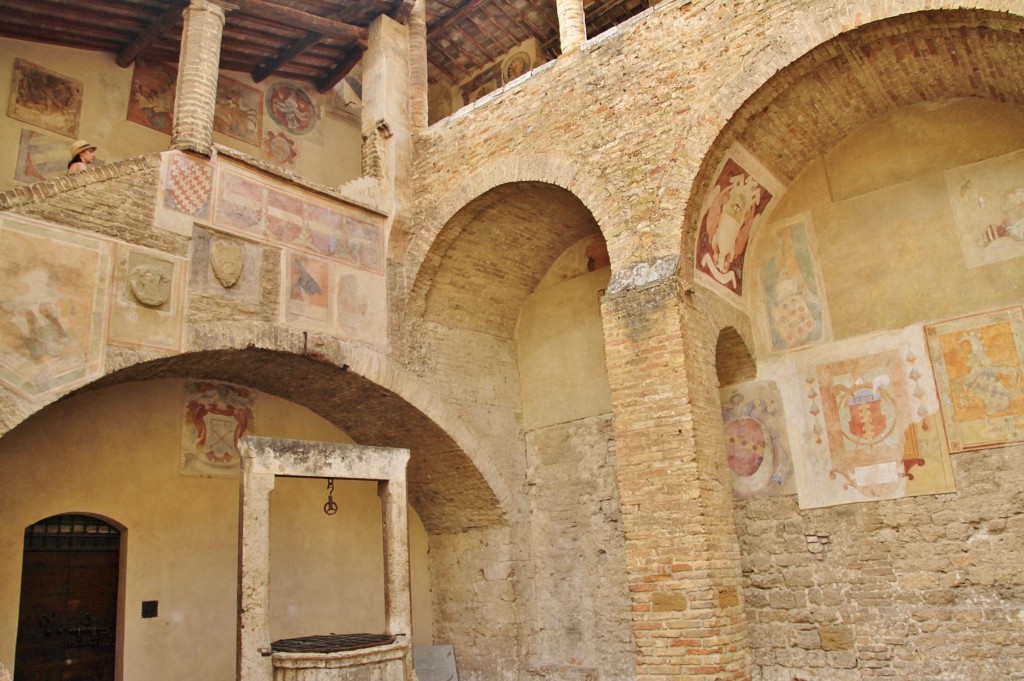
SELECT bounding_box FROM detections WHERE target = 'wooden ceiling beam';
[117,0,188,68]
[428,41,462,83]
[250,5,354,84]
[427,0,489,37]
[252,31,323,81]
[390,0,417,23]
[494,1,549,45]
[315,46,364,92]
[455,21,496,66]
[232,0,368,44]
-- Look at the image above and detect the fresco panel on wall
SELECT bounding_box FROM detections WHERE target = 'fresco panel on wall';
[0,216,110,399]
[695,143,783,304]
[946,149,1024,267]
[926,306,1024,452]
[720,380,797,499]
[761,327,956,509]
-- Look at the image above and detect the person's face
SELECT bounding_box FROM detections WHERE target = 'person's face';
[81,148,95,163]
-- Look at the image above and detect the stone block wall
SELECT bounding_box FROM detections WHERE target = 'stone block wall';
[736,446,1024,680]
[524,415,635,678]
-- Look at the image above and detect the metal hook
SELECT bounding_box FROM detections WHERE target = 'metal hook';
[323,478,338,516]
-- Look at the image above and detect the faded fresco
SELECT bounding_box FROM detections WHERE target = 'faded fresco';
[286,252,330,326]
[0,217,110,398]
[263,130,298,167]
[758,214,829,352]
[791,336,955,508]
[335,267,387,345]
[154,152,214,236]
[719,380,797,499]
[8,59,83,137]
[15,129,68,182]
[946,149,1024,267]
[266,82,317,135]
[127,60,176,135]
[214,75,263,145]
[695,144,782,301]
[213,164,384,273]
[181,381,255,477]
[107,246,186,352]
[926,306,1024,452]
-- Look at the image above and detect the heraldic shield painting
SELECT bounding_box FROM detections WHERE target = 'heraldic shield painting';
[800,346,955,509]
[181,381,255,477]
[695,144,783,301]
[926,306,1024,452]
[720,380,797,500]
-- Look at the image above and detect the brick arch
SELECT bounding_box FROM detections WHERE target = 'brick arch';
[403,153,623,324]
[715,326,757,388]
[680,5,1024,283]
[0,322,510,536]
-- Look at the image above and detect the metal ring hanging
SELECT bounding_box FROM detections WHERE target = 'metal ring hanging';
[323,478,338,516]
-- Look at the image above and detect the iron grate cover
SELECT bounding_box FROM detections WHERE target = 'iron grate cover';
[271,633,397,654]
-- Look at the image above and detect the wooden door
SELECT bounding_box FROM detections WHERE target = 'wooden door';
[14,516,119,681]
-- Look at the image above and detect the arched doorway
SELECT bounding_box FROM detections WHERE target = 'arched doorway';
[14,514,121,681]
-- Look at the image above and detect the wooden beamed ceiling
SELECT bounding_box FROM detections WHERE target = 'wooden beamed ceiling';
[0,0,651,91]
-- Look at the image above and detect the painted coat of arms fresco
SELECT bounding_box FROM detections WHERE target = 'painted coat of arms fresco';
[925,306,1024,451]
[181,381,255,476]
[695,145,782,301]
[799,342,955,509]
[720,380,797,499]
[759,215,829,352]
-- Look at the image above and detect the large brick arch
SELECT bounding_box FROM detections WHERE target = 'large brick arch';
[403,152,623,322]
[679,4,1024,282]
[0,322,510,536]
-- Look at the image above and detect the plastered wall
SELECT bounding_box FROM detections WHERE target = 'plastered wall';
[731,99,1024,678]
[0,37,362,192]
[0,379,431,680]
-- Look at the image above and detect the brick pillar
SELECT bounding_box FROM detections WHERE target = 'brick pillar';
[556,0,587,53]
[408,0,428,131]
[601,261,751,680]
[171,0,226,155]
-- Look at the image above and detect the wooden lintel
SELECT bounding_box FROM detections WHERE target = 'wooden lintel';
[116,0,188,68]
[315,47,364,93]
[233,0,367,43]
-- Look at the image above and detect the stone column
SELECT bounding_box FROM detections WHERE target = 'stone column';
[407,0,428,131]
[379,479,412,636]
[171,0,227,154]
[600,261,751,680]
[236,455,276,681]
[556,0,587,53]
[361,13,412,214]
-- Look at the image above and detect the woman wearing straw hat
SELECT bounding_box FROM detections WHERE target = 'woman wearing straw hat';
[67,140,96,174]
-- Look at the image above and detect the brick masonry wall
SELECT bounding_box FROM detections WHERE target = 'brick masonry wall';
[408,2,1024,679]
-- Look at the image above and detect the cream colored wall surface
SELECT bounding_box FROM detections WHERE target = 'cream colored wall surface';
[517,267,612,430]
[0,38,362,191]
[0,38,167,190]
[752,99,1024,348]
[824,99,1024,202]
[0,379,431,679]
